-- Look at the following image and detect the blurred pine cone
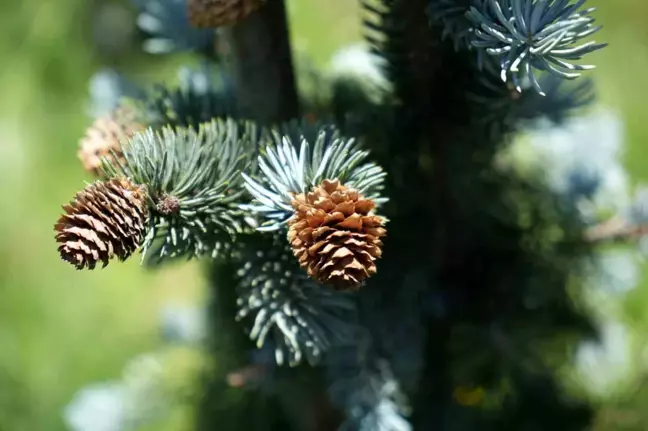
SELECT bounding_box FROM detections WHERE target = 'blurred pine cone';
[78,106,145,177]
[287,179,386,290]
[54,178,149,270]
[187,0,265,28]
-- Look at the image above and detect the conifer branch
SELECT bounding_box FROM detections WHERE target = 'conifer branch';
[428,0,474,49]
[242,125,387,231]
[466,0,606,94]
[144,64,239,129]
[91,63,239,131]
[583,217,643,243]
[233,234,357,367]
[469,58,595,133]
[327,341,411,431]
[56,0,615,429]
[584,188,648,243]
[362,0,434,115]
[102,118,259,263]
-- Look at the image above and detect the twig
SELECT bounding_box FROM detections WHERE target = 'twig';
[584,216,648,243]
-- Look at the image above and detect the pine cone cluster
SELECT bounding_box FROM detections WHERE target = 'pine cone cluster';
[287,179,386,290]
[78,106,145,177]
[187,0,265,28]
[54,178,149,270]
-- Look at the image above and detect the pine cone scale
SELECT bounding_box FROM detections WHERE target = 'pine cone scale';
[104,185,145,222]
[83,195,133,239]
[287,179,386,290]
[83,199,130,240]
[69,214,110,236]
[56,219,117,267]
[60,226,105,250]
[58,237,107,269]
[315,229,335,242]
[97,181,147,238]
[331,246,353,260]
[334,201,355,215]
[308,241,328,255]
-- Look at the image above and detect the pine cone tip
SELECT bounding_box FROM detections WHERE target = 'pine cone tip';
[287,179,386,290]
[55,178,149,270]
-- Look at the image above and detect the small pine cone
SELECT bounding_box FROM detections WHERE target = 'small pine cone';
[188,0,265,28]
[287,179,386,290]
[54,178,149,270]
[78,106,145,176]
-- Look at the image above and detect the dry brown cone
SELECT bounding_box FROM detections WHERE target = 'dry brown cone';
[287,179,386,290]
[187,0,265,28]
[54,178,149,270]
[78,106,145,177]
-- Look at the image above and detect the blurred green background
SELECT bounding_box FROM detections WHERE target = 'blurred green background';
[0,0,646,430]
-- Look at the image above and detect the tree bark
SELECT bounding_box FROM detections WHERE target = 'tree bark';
[220,0,299,123]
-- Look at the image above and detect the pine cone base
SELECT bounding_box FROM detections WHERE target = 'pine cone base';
[54,178,149,269]
[188,0,265,28]
[287,179,386,290]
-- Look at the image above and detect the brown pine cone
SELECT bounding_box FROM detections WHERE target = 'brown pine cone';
[187,0,265,28]
[54,178,149,270]
[78,106,145,177]
[287,179,386,290]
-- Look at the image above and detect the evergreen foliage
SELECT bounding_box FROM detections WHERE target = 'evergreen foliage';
[54,0,648,430]
[133,0,216,54]
[466,0,606,93]
[242,127,387,231]
[144,64,239,128]
[233,233,357,366]
[102,119,257,262]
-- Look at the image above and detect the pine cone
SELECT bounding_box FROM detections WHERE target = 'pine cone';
[78,106,145,177]
[287,179,386,290]
[187,0,265,28]
[54,178,149,270]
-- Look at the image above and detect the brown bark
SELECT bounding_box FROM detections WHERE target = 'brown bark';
[219,0,299,123]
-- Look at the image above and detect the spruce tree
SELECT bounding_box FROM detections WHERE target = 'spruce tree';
[56,1,645,429]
